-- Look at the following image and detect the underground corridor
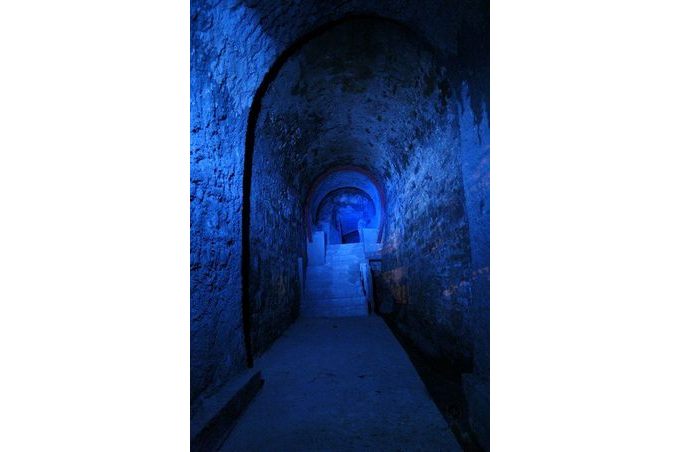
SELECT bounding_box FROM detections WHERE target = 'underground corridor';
[191,3,489,451]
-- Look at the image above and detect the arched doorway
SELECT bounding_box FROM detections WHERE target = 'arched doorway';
[304,166,386,247]
[241,14,448,366]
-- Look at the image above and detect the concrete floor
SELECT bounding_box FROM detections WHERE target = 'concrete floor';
[220,316,462,451]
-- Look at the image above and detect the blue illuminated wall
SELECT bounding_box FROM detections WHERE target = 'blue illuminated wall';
[458,86,490,445]
[191,0,488,447]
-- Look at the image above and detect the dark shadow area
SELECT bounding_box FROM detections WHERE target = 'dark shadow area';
[381,313,484,452]
[342,230,360,243]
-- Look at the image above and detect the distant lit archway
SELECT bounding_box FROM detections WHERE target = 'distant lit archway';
[304,166,386,244]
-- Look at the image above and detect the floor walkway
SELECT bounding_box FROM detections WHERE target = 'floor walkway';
[220,316,462,451]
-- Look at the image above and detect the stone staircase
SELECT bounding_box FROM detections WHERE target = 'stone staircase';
[301,243,368,317]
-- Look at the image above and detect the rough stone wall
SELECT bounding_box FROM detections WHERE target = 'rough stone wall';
[248,105,307,357]
[380,121,474,369]
[255,17,454,192]
[377,88,489,448]
[191,2,488,446]
[458,89,491,451]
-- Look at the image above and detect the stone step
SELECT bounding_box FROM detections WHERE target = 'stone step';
[305,290,363,300]
[327,257,363,264]
[326,248,365,257]
[303,295,366,304]
[326,251,364,257]
[326,250,365,258]
[310,258,361,264]
[306,272,359,279]
[320,265,361,272]
[303,243,367,318]
[305,277,361,286]
[327,250,363,255]
[326,254,364,261]
[301,296,366,305]
[308,269,359,276]
[307,266,361,280]
[305,283,363,295]
[327,243,364,251]
[306,265,359,274]
[306,285,360,292]
[305,272,361,282]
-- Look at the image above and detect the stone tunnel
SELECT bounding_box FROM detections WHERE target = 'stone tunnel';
[191,1,489,450]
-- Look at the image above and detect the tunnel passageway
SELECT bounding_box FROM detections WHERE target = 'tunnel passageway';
[220,316,462,451]
[192,2,489,449]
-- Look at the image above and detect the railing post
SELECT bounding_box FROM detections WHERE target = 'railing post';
[359,262,374,314]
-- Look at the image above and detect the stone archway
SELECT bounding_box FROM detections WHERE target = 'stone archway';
[240,15,442,365]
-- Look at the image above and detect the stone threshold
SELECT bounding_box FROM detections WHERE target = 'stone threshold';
[190,369,264,451]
